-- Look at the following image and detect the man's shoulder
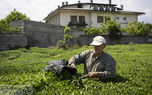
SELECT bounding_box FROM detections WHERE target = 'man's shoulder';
[103,52,116,63]
[79,50,93,56]
[103,52,113,58]
[82,50,93,54]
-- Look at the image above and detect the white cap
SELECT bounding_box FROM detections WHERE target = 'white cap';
[90,36,106,46]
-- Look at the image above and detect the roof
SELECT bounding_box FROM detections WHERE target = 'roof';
[44,2,145,20]
[61,3,117,7]
[117,10,145,15]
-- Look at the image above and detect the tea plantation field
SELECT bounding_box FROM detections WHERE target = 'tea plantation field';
[0,44,152,95]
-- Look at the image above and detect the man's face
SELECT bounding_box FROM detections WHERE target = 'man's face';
[93,44,105,55]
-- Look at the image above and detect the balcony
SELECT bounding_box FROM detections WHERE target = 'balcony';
[68,21,88,29]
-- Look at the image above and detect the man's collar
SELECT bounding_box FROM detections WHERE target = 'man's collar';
[92,51,104,59]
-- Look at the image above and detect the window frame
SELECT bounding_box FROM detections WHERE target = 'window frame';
[97,16,104,23]
[70,16,77,23]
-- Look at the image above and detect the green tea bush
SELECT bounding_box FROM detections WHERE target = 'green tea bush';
[0,44,152,95]
[56,40,66,49]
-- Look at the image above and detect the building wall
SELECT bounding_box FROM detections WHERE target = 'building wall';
[48,10,138,28]
[82,4,90,9]
[47,14,59,26]
[60,10,91,28]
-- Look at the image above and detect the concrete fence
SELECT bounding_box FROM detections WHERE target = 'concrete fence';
[76,35,150,46]
[0,20,150,50]
[10,20,65,47]
[0,33,27,50]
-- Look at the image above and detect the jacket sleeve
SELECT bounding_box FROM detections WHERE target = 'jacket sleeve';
[97,57,116,80]
[69,50,90,66]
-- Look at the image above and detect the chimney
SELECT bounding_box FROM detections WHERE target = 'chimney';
[58,5,60,8]
[66,2,68,5]
[109,0,111,5]
[62,2,64,6]
[120,5,123,10]
[78,0,80,3]
[90,0,93,3]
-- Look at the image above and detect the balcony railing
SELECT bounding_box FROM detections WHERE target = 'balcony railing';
[68,21,88,28]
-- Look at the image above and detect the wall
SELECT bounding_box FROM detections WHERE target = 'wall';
[10,20,65,47]
[9,20,150,49]
[76,35,149,46]
[0,34,27,50]
[48,13,60,26]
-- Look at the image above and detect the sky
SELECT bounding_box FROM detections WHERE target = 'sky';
[0,0,152,23]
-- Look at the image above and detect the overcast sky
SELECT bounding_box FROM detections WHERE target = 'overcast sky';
[0,0,152,23]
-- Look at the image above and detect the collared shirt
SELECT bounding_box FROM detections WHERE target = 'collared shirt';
[69,50,116,80]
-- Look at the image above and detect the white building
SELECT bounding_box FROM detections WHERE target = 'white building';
[44,0,145,28]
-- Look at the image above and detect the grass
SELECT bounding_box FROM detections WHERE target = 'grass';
[0,44,152,95]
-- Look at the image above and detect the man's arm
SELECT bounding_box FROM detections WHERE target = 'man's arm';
[88,57,116,80]
[69,50,90,68]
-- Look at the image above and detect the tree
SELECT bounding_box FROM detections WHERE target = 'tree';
[0,19,9,33]
[0,8,30,33]
[5,8,30,24]
[63,26,73,45]
[57,26,73,49]
[123,22,136,35]
[83,27,103,35]
[124,21,152,36]
[101,19,122,40]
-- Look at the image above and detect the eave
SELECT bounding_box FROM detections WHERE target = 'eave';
[44,8,145,21]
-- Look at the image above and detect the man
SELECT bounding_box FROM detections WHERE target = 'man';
[69,36,116,80]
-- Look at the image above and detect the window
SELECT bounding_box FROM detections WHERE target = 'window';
[71,16,77,23]
[123,17,127,20]
[79,16,85,23]
[97,16,104,23]
[117,17,119,20]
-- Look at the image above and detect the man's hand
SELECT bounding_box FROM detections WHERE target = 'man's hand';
[88,72,99,78]
[70,63,76,69]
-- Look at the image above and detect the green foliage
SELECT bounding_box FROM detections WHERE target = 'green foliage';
[64,26,71,34]
[64,34,73,43]
[0,19,9,33]
[83,27,103,35]
[0,8,29,34]
[105,16,111,22]
[5,8,30,24]
[128,41,136,51]
[0,44,152,94]
[68,21,88,28]
[0,19,22,33]
[56,40,66,48]
[123,22,135,35]
[101,20,122,40]
[57,26,73,49]
[124,21,152,36]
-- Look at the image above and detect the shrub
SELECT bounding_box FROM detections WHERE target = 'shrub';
[83,27,103,35]
[56,26,73,49]
[124,21,152,36]
[56,40,65,48]
[101,20,122,40]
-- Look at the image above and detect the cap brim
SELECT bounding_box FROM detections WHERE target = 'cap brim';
[90,41,103,46]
